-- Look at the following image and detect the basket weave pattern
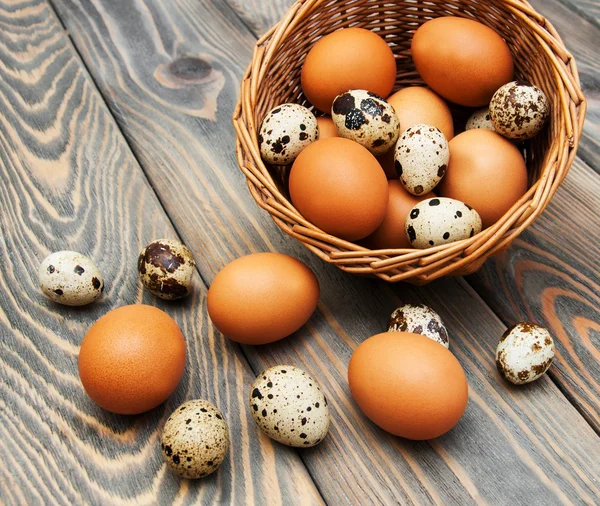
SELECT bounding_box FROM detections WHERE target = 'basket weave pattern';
[233,0,586,284]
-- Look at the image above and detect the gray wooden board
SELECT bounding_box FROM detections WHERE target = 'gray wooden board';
[0,1,322,504]
[47,0,600,504]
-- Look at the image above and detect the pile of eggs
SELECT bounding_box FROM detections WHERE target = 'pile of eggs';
[36,15,555,484]
[259,18,550,249]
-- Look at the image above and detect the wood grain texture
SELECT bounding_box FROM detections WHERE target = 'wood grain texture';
[225,0,290,37]
[0,1,322,504]
[557,0,600,29]
[48,0,600,503]
[469,157,600,430]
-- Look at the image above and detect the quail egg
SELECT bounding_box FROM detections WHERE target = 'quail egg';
[161,399,229,479]
[405,197,482,249]
[489,81,549,141]
[332,90,399,155]
[466,107,495,131]
[249,365,330,448]
[138,239,195,300]
[496,322,555,385]
[388,304,449,348]
[38,251,103,306]
[394,124,449,195]
[259,103,318,165]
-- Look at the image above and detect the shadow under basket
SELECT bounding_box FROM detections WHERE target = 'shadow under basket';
[233,0,586,284]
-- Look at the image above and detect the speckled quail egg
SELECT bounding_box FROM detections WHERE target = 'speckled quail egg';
[259,103,318,165]
[161,399,229,479]
[405,197,482,249]
[249,365,329,448]
[388,304,449,348]
[394,124,449,195]
[496,322,555,385]
[138,239,195,300]
[332,90,399,155]
[38,251,103,306]
[466,107,496,131]
[489,81,549,141]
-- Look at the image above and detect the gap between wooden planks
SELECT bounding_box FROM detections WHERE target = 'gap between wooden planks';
[0,0,322,504]
[46,0,600,504]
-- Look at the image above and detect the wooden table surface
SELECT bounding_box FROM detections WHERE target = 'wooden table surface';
[1,0,598,504]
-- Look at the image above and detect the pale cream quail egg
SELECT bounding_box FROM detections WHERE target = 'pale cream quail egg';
[161,399,229,479]
[489,81,549,141]
[249,365,330,448]
[394,124,449,195]
[259,103,318,165]
[38,251,103,306]
[496,322,555,385]
[466,107,495,131]
[388,304,449,348]
[332,90,399,155]
[405,197,482,249]
[138,239,195,300]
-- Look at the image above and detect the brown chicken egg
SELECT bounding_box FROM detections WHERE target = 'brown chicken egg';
[348,332,468,440]
[316,116,339,139]
[411,17,514,107]
[362,180,433,250]
[438,129,528,228]
[207,253,319,345]
[78,305,186,415]
[290,137,388,241]
[301,27,397,113]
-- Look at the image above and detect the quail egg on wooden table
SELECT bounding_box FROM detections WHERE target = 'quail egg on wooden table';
[394,124,449,195]
[388,304,449,348]
[259,103,318,165]
[489,81,549,141]
[405,197,483,249]
[249,365,330,447]
[161,399,230,479]
[137,238,196,300]
[38,251,103,306]
[332,90,399,155]
[496,322,555,385]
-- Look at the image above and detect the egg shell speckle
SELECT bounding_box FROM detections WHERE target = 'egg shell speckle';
[405,197,482,249]
[466,107,496,132]
[489,81,549,141]
[496,322,555,385]
[394,124,449,195]
[388,304,449,348]
[138,239,196,300]
[332,90,399,155]
[259,104,318,165]
[161,400,229,479]
[38,251,103,306]
[249,365,330,448]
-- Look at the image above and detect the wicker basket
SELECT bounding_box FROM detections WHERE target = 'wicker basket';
[233,0,586,284]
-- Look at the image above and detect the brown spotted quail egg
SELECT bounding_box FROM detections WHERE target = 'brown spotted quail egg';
[161,399,229,479]
[405,197,482,249]
[388,304,449,348]
[249,365,330,448]
[331,89,399,155]
[466,107,496,131]
[496,322,555,385]
[38,251,103,306]
[138,239,195,300]
[489,81,549,141]
[394,124,449,195]
[259,104,318,165]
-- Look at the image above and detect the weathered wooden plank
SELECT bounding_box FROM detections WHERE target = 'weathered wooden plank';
[50,0,600,503]
[0,1,322,504]
[557,0,600,29]
[225,0,290,37]
[469,157,600,429]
